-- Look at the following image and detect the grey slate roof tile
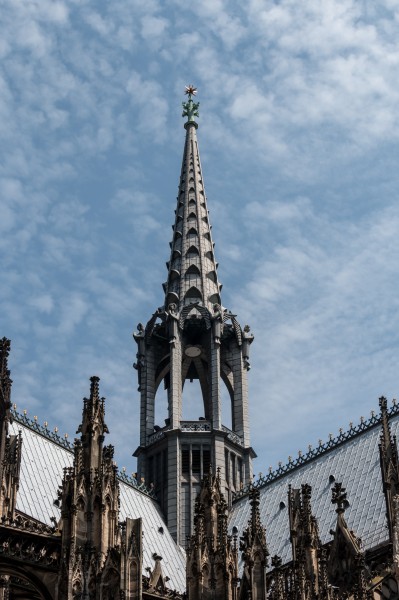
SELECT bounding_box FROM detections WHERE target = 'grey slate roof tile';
[229,413,398,565]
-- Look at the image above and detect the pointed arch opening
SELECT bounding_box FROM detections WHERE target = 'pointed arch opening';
[185,287,202,305]
[172,249,181,260]
[186,245,199,257]
[0,568,54,600]
[181,355,210,420]
[166,291,179,306]
[220,368,234,431]
[207,271,217,283]
[154,357,171,430]
[169,269,180,282]
[205,250,214,261]
[208,293,221,305]
[187,227,198,236]
[186,265,201,276]
[76,497,86,543]
[181,377,204,420]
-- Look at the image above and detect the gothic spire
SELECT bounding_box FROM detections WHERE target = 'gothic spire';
[163,87,222,312]
[76,375,109,473]
[0,337,12,409]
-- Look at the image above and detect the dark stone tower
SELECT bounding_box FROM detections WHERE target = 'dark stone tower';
[133,87,255,546]
[58,376,121,598]
[0,337,21,523]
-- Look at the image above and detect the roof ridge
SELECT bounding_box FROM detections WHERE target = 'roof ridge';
[11,408,157,500]
[233,398,399,502]
[11,407,73,449]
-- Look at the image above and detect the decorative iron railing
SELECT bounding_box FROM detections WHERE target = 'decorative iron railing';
[233,399,399,501]
[11,408,157,499]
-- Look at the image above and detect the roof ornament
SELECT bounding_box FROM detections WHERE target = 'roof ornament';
[331,482,348,514]
[182,84,199,126]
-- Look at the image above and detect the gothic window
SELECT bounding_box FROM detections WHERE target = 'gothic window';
[182,447,190,474]
[205,250,214,261]
[225,450,230,484]
[169,269,180,282]
[185,287,202,304]
[186,245,199,257]
[186,265,201,276]
[208,293,221,305]
[172,249,181,260]
[207,270,217,283]
[192,446,201,473]
[76,497,86,542]
[203,447,211,474]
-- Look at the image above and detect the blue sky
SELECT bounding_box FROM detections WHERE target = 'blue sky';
[2,0,399,478]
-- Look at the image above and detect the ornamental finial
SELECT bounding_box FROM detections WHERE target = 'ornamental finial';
[182,84,200,126]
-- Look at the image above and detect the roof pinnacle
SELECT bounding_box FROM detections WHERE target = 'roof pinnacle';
[182,84,199,127]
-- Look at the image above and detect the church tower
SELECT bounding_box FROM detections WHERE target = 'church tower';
[133,87,255,546]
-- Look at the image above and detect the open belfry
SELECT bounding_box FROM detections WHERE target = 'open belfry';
[2,89,399,598]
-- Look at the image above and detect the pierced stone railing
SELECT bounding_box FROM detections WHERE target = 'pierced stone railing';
[180,420,211,432]
[222,425,244,447]
[147,426,171,445]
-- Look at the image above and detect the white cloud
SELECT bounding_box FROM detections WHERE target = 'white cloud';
[2,0,399,476]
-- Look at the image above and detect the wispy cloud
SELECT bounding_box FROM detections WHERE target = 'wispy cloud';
[2,0,399,478]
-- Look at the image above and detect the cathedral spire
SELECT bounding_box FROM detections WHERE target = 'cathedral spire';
[134,88,254,546]
[163,87,222,312]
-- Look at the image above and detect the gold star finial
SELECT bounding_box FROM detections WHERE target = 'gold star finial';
[185,84,197,96]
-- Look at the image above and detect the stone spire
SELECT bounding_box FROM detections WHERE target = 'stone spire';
[186,468,239,600]
[0,338,12,462]
[163,85,222,312]
[134,88,255,547]
[58,377,120,597]
[239,488,268,599]
[0,338,21,523]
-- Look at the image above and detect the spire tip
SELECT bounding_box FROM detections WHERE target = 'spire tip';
[182,84,199,126]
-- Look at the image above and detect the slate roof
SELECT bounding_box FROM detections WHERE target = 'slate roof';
[9,415,186,594]
[9,400,396,586]
[229,404,397,566]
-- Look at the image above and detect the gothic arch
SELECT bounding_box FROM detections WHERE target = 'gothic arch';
[185,287,202,304]
[0,563,54,600]
[208,293,221,305]
[186,265,201,276]
[187,245,199,256]
[154,355,171,393]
